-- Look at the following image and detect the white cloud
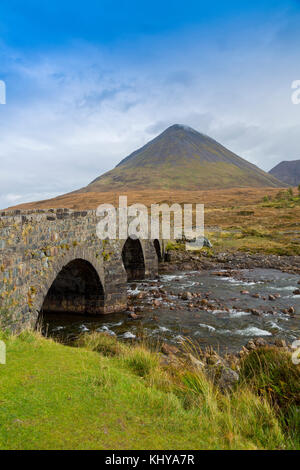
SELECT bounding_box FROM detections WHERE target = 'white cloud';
[0,11,300,208]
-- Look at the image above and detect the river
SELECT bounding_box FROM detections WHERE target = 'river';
[40,268,300,354]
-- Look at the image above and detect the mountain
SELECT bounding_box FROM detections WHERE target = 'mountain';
[79,124,284,192]
[269,160,300,186]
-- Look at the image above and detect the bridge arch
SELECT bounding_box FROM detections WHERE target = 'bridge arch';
[41,258,105,315]
[33,246,109,321]
[121,238,146,281]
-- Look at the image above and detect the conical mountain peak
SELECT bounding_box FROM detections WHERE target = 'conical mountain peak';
[83,124,284,192]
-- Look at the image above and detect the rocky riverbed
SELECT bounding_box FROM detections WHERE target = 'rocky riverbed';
[41,251,300,356]
[161,249,300,275]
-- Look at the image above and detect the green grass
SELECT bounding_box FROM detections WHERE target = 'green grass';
[0,331,298,450]
[206,227,300,256]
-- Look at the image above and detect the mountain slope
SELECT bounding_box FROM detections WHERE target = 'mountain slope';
[269,160,300,186]
[80,124,284,192]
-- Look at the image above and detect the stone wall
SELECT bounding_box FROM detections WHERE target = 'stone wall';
[0,208,161,331]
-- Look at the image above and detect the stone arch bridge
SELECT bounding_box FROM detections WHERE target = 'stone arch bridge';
[0,208,164,331]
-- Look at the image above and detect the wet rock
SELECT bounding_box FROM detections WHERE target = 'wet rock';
[181,291,193,301]
[206,303,215,310]
[288,307,295,315]
[128,312,143,320]
[135,306,143,313]
[153,299,161,307]
[251,309,262,316]
[240,290,250,295]
[136,292,147,299]
[212,271,231,277]
[293,289,300,295]
[182,263,194,270]
[252,293,260,298]
[268,294,276,301]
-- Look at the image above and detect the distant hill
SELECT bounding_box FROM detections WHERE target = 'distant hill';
[269,160,300,186]
[80,124,284,192]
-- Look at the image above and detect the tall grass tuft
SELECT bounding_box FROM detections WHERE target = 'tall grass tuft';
[239,346,300,446]
[124,346,159,377]
[239,347,300,414]
[76,332,129,357]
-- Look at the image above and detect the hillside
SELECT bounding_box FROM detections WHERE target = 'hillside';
[269,160,300,186]
[80,124,284,192]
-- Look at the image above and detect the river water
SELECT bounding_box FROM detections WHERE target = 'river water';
[41,268,300,354]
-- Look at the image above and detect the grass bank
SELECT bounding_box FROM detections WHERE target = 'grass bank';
[0,330,299,450]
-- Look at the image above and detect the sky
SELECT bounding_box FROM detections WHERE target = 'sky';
[0,0,300,208]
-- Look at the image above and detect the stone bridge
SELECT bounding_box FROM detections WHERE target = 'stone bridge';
[0,208,164,331]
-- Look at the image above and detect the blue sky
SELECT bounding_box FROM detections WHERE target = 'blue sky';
[0,1,300,207]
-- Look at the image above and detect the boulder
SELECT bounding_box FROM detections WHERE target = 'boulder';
[219,367,239,390]
[251,309,262,316]
[181,291,193,301]
[254,337,267,347]
[187,353,205,370]
[246,340,256,350]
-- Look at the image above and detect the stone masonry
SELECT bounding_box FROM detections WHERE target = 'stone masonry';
[0,208,162,331]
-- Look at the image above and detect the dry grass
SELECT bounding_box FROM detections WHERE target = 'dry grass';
[6,187,300,255]
[6,187,288,211]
